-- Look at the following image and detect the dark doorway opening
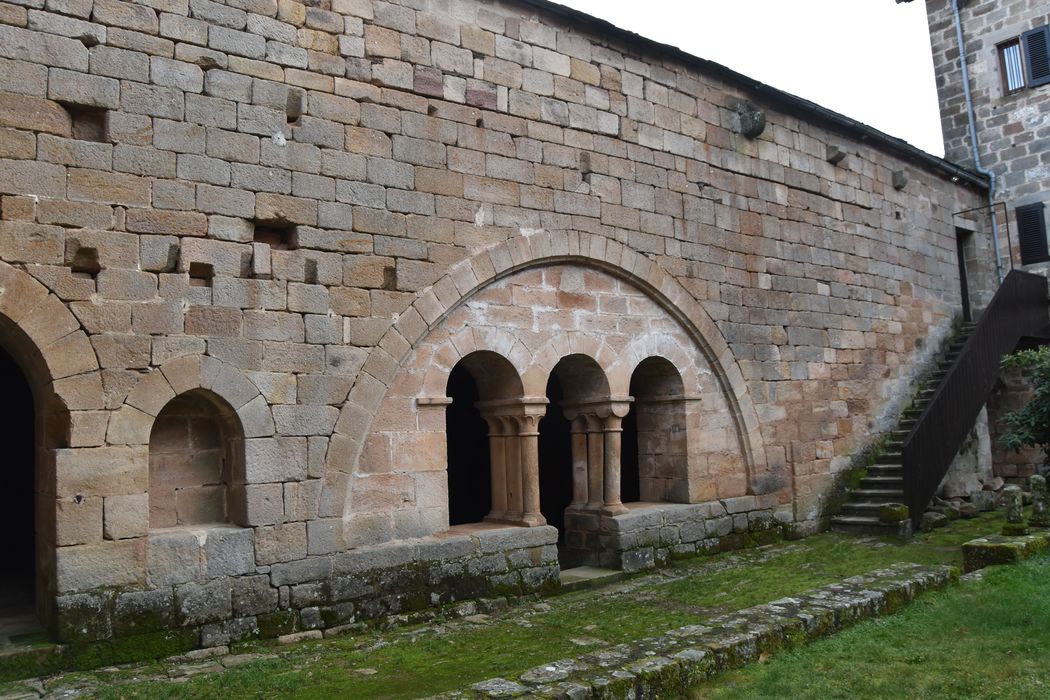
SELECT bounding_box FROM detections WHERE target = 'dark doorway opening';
[445,364,492,526]
[0,345,36,622]
[956,228,973,322]
[538,374,573,540]
[620,405,641,503]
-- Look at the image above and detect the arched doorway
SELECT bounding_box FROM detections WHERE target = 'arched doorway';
[0,345,37,627]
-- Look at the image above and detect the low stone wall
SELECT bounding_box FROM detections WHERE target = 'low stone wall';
[52,524,559,652]
[442,563,955,699]
[567,499,791,572]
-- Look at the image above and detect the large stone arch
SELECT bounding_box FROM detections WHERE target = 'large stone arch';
[323,231,769,533]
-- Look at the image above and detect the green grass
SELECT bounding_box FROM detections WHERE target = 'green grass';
[28,510,1015,699]
[692,553,1050,699]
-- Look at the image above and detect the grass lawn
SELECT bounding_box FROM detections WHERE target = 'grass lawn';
[692,552,1050,699]
[28,510,1020,699]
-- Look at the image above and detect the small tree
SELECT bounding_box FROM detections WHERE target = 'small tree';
[1000,346,1050,468]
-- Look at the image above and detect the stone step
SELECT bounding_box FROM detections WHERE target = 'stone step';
[873,452,902,464]
[829,515,912,539]
[559,566,624,592]
[849,488,905,502]
[866,464,902,476]
[860,476,903,489]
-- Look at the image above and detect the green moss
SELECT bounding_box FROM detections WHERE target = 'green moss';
[257,611,297,639]
[879,504,910,523]
[69,630,198,670]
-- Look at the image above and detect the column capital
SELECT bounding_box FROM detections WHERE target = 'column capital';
[562,396,633,420]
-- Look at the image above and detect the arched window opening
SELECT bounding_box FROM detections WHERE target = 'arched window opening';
[445,351,523,527]
[627,357,688,503]
[149,390,244,528]
[446,364,492,525]
[538,372,573,538]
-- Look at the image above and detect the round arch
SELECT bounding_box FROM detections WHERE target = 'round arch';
[324,231,770,526]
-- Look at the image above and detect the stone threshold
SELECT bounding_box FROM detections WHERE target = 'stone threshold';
[557,567,624,593]
[434,562,956,699]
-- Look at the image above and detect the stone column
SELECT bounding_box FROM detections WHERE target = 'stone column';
[502,415,523,523]
[482,415,508,522]
[602,414,628,515]
[585,414,604,509]
[517,413,546,526]
[569,416,589,507]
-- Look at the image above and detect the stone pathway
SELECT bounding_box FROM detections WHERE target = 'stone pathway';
[434,563,956,699]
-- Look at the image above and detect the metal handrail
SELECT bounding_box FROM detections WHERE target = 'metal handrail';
[902,270,1050,526]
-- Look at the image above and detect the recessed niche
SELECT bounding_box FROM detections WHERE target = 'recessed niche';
[62,104,108,143]
[69,247,101,279]
[253,221,298,250]
[304,258,319,284]
[286,90,304,126]
[188,262,214,287]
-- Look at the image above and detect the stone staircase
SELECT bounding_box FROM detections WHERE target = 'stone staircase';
[831,322,976,537]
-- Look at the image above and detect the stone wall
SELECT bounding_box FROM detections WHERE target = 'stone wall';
[988,366,1043,484]
[0,0,990,647]
[924,0,1050,269]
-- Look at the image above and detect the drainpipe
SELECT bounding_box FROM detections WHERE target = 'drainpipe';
[951,0,1004,282]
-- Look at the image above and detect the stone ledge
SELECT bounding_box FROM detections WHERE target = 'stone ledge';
[432,562,955,699]
[962,532,1050,573]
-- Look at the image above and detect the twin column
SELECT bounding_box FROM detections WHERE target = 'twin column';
[566,399,632,516]
[479,399,548,527]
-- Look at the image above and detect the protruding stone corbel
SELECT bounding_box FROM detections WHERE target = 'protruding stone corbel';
[729,100,766,138]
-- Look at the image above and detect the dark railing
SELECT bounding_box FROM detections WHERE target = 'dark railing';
[903,270,1050,526]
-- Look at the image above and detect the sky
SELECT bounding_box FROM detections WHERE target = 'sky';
[557,0,946,157]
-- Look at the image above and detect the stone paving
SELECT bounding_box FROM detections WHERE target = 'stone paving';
[434,563,955,699]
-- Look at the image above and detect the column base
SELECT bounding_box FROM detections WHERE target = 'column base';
[518,512,548,527]
[600,503,629,516]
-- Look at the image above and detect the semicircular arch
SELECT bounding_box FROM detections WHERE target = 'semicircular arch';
[325,231,768,523]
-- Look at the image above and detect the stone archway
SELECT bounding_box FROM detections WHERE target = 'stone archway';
[324,232,770,546]
[0,261,104,632]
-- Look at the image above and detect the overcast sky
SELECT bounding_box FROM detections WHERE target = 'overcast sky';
[557,0,945,157]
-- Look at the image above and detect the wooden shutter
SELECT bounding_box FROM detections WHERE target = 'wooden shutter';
[1022,25,1050,88]
[1017,202,1049,265]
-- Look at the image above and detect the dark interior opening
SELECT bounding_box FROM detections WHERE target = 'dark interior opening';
[538,374,573,541]
[0,345,36,616]
[62,103,108,143]
[620,404,640,503]
[253,221,298,250]
[445,364,492,526]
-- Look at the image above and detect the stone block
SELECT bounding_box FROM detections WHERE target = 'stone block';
[232,574,278,616]
[56,495,104,546]
[307,518,346,555]
[272,404,338,436]
[148,530,202,586]
[176,578,233,625]
[113,588,174,636]
[0,92,71,136]
[55,539,145,593]
[206,526,255,577]
[270,556,332,586]
[55,592,113,643]
[104,493,148,540]
[245,437,308,483]
[56,446,147,497]
[48,67,119,109]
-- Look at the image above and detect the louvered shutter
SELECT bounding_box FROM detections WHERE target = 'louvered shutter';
[1022,25,1050,88]
[1017,202,1049,265]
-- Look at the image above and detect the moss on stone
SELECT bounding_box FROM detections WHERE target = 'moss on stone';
[69,629,198,671]
[256,611,297,639]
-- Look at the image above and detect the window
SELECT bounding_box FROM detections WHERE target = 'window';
[999,39,1025,94]
[1017,202,1048,266]
[1000,26,1050,94]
